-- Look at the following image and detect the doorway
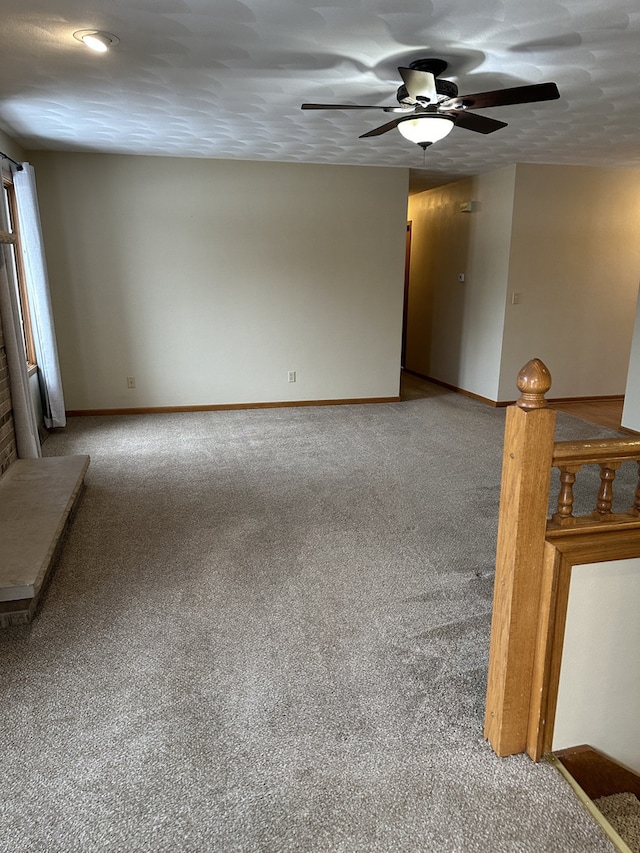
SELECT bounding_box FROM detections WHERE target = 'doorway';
[401,221,412,369]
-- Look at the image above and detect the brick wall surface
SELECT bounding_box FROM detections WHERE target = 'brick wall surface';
[0,310,18,475]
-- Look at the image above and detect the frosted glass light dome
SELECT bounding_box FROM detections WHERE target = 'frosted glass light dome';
[397,115,455,148]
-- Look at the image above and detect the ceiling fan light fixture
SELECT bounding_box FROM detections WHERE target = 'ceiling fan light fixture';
[397,115,455,149]
[73,30,119,52]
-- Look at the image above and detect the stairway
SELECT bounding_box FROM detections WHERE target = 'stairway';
[595,794,640,852]
[554,745,640,853]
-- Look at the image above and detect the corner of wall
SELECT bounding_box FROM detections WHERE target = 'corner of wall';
[0,128,26,164]
[622,284,640,430]
[498,163,640,400]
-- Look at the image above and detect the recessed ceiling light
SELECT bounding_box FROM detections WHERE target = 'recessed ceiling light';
[73,30,120,53]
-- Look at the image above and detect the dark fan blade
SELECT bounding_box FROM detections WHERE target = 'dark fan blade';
[359,117,403,138]
[446,110,508,134]
[441,82,560,111]
[301,103,392,110]
[398,67,437,102]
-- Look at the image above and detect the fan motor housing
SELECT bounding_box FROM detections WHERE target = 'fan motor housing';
[408,58,448,76]
[397,58,459,105]
[396,78,458,105]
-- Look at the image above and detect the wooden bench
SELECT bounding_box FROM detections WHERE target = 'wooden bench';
[0,455,90,627]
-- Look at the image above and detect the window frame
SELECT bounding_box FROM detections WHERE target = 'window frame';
[2,171,37,371]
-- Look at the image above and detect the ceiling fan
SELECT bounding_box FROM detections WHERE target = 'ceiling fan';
[301,58,560,149]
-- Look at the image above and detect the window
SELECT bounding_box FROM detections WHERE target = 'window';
[1,171,36,369]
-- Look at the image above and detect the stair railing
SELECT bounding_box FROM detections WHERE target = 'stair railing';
[549,436,640,528]
[484,358,640,761]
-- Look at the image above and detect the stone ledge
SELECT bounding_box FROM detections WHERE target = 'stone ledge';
[0,455,90,626]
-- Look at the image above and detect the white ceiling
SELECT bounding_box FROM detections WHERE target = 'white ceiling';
[1,0,639,193]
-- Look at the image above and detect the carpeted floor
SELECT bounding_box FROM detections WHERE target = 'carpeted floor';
[0,381,626,852]
[596,794,640,852]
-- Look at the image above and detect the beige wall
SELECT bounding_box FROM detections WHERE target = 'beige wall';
[0,128,25,164]
[407,163,640,402]
[499,164,640,400]
[406,177,474,379]
[622,285,640,430]
[28,152,409,410]
[406,166,516,401]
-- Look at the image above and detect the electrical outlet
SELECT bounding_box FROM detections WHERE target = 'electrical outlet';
[511,292,521,305]
[126,376,136,389]
[288,370,296,383]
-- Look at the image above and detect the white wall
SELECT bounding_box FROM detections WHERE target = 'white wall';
[552,558,640,774]
[406,166,516,401]
[408,163,640,403]
[405,176,474,380]
[29,152,409,410]
[498,164,640,401]
[622,285,640,431]
[457,167,516,401]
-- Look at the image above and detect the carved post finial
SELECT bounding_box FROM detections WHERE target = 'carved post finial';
[516,358,551,410]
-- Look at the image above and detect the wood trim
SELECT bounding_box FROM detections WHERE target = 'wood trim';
[526,527,640,760]
[527,541,573,760]
[547,518,640,538]
[545,526,640,563]
[402,371,625,410]
[65,396,401,417]
[484,401,557,756]
[402,370,511,407]
[485,360,639,764]
[548,755,636,853]
[549,395,625,405]
[2,177,37,367]
[552,436,640,466]
[401,221,412,369]
[554,745,640,800]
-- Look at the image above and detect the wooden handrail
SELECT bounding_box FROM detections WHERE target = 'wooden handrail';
[485,358,640,762]
[550,437,640,526]
[552,437,640,467]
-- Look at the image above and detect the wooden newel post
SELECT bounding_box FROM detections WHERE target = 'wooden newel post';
[484,358,557,757]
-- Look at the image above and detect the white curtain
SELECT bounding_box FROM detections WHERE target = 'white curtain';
[0,161,40,457]
[13,163,66,428]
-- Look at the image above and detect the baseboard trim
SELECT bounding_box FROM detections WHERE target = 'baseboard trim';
[548,395,625,404]
[402,370,509,407]
[65,396,401,417]
[548,755,634,853]
[404,370,627,409]
[553,745,640,800]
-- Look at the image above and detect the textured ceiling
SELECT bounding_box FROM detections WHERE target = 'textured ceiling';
[1,0,639,193]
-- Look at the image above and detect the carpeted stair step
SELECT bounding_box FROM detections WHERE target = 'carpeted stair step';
[595,793,640,853]
[555,745,640,853]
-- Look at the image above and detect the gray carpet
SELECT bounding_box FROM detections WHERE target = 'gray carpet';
[596,794,640,852]
[0,382,624,852]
